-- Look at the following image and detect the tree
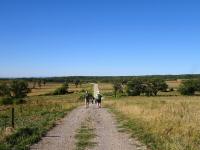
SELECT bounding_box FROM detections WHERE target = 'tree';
[43,80,46,86]
[38,80,42,88]
[143,83,154,96]
[113,83,123,97]
[10,80,31,98]
[178,80,199,95]
[75,80,80,88]
[53,82,69,95]
[32,80,37,89]
[126,79,143,96]
[63,81,69,92]
[150,79,168,96]
[0,83,10,97]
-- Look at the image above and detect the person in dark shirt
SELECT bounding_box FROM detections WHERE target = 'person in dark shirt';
[97,93,102,108]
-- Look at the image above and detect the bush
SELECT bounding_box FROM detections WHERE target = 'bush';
[13,98,26,104]
[113,83,123,97]
[126,80,143,96]
[178,80,198,95]
[10,80,30,98]
[0,98,26,105]
[126,79,168,96]
[53,87,67,95]
[150,79,168,95]
[53,82,69,95]
[0,98,13,105]
[0,83,10,97]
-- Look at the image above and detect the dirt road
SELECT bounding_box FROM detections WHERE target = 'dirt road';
[31,84,145,150]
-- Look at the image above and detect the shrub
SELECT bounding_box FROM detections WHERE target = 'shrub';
[126,80,143,96]
[113,83,123,97]
[10,80,31,98]
[53,87,67,95]
[178,80,197,95]
[0,83,10,97]
[53,82,69,95]
[0,98,13,105]
[126,79,168,96]
[150,79,168,95]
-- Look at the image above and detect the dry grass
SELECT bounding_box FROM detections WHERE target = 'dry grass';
[28,82,62,96]
[98,83,113,94]
[105,96,200,150]
[68,83,93,93]
[28,82,92,96]
[166,80,181,89]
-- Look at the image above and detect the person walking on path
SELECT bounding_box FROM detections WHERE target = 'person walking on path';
[97,92,103,108]
[85,91,90,108]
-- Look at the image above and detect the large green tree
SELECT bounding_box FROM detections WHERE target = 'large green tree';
[178,80,200,95]
[0,83,10,97]
[126,79,143,96]
[150,79,168,96]
[10,80,31,98]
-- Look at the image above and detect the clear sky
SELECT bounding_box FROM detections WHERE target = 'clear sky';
[0,0,200,77]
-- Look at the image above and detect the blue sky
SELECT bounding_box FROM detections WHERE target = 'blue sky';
[0,0,200,77]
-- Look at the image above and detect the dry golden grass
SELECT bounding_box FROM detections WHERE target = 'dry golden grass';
[28,82,62,96]
[166,80,181,89]
[28,83,92,96]
[105,96,200,150]
[98,83,113,94]
[68,83,93,93]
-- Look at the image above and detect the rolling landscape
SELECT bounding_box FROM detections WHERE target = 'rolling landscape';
[1,0,200,150]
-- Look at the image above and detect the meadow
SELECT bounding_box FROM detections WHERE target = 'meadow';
[102,84,200,150]
[0,82,91,150]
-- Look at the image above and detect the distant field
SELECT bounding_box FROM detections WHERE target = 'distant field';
[104,96,200,150]
[68,83,93,93]
[166,80,181,89]
[28,82,62,96]
[98,83,113,94]
[27,82,92,96]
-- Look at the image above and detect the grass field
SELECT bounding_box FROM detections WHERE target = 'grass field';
[0,83,93,149]
[104,96,200,150]
[27,82,93,96]
[28,82,62,96]
[0,93,81,149]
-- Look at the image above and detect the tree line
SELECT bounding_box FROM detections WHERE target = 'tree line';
[113,78,200,96]
[1,74,200,84]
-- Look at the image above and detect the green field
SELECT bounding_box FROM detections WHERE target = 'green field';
[0,83,93,150]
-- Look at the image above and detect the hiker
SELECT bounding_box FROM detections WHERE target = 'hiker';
[85,91,90,108]
[97,92,103,108]
[91,95,95,104]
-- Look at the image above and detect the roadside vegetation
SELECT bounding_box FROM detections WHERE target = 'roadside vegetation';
[105,96,200,150]
[0,94,80,150]
[0,81,92,150]
[75,118,96,150]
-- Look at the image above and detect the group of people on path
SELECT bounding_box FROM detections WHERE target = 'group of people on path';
[84,91,102,108]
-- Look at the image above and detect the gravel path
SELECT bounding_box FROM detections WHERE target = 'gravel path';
[30,106,89,150]
[30,84,145,150]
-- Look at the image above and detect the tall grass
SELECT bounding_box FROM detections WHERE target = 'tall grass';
[105,96,200,150]
[0,94,80,149]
